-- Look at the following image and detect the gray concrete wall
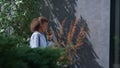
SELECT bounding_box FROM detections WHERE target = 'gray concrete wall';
[75,0,110,68]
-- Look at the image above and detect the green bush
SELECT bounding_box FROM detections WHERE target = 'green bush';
[0,35,66,68]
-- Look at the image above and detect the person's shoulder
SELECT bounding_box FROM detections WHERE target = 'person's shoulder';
[33,31,41,34]
[32,31,41,36]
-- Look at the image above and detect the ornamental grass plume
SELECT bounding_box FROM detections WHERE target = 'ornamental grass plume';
[66,18,79,45]
[57,17,66,47]
[60,17,66,36]
[74,20,86,48]
[53,17,90,66]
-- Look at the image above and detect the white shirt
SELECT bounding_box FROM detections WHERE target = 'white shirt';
[30,31,51,48]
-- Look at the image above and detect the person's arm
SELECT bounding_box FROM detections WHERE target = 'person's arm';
[30,34,40,48]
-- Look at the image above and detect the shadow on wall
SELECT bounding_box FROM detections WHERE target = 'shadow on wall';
[40,0,103,68]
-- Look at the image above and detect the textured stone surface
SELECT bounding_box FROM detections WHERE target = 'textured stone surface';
[75,0,110,68]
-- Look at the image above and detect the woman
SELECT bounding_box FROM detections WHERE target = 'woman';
[30,16,53,48]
